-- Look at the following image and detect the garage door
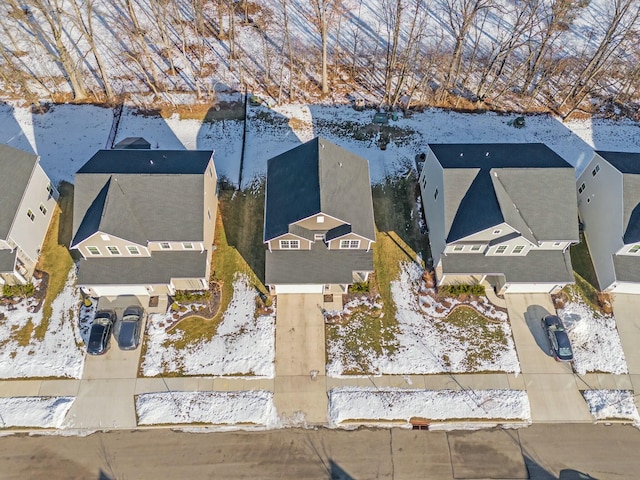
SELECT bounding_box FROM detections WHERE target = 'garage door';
[502,283,556,294]
[610,283,640,294]
[274,284,324,294]
[91,285,149,297]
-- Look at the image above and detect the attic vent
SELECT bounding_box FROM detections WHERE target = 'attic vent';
[149,159,154,165]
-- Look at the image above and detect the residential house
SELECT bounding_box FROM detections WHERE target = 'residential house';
[263,137,375,295]
[71,141,217,298]
[577,151,640,293]
[0,144,58,286]
[418,143,578,295]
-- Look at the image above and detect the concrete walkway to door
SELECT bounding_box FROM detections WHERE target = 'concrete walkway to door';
[273,294,328,425]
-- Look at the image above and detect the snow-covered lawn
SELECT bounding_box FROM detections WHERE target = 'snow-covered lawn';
[0,269,85,379]
[582,390,640,425]
[141,274,275,377]
[558,301,628,375]
[0,397,74,428]
[329,387,530,428]
[135,391,278,427]
[328,262,519,376]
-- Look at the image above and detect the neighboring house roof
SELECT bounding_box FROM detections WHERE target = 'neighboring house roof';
[430,143,578,243]
[72,150,213,246]
[77,251,208,285]
[264,137,375,242]
[114,137,151,150]
[612,254,640,283]
[596,152,640,245]
[265,242,373,285]
[0,144,39,239]
[441,249,574,284]
[0,249,17,273]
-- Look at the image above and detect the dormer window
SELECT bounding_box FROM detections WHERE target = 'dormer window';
[513,245,525,254]
[280,239,300,249]
[495,245,507,254]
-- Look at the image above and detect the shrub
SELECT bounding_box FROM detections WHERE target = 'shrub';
[349,281,370,293]
[171,302,179,312]
[83,297,93,307]
[438,283,485,297]
[2,283,35,298]
[173,290,211,303]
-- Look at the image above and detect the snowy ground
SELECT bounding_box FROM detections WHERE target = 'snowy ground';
[327,262,519,376]
[0,397,74,428]
[141,274,275,377]
[329,387,531,429]
[582,390,640,425]
[558,301,628,375]
[0,269,85,379]
[136,391,278,427]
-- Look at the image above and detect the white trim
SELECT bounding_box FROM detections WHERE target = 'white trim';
[339,239,360,249]
[280,239,300,249]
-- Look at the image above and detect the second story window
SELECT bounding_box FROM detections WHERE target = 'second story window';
[26,209,35,221]
[160,242,171,249]
[470,245,481,251]
[127,246,140,255]
[629,245,640,254]
[495,245,507,254]
[592,164,600,176]
[87,246,100,256]
[280,239,300,249]
[578,183,586,194]
[453,245,464,252]
[340,240,360,249]
[39,203,47,215]
[512,245,525,254]
[107,246,120,255]
[182,242,194,249]
[492,229,502,235]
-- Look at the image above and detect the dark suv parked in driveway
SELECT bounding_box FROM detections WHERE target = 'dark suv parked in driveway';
[116,305,143,350]
[542,315,574,362]
[87,310,115,355]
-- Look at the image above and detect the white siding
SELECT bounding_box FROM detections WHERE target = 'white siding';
[418,149,445,266]
[274,284,324,294]
[503,283,557,294]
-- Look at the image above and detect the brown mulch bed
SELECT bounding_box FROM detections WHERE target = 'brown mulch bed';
[0,270,48,313]
[166,281,223,330]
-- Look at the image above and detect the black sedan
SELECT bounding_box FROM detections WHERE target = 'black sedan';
[87,310,115,355]
[116,305,143,350]
[542,315,574,362]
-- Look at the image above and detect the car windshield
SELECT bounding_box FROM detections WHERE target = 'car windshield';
[89,325,105,347]
[122,314,139,322]
[556,331,571,348]
[558,347,573,357]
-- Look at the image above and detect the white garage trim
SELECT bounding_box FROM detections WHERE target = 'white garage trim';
[609,282,640,294]
[91,285,150,297]
[502,283,557,294]
[274,284,324,294]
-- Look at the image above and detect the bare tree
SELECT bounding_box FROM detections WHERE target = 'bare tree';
[309,0,342,93]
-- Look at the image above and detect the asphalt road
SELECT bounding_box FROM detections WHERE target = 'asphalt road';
[1,424,639,479]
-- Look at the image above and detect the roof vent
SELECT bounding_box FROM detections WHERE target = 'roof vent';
[486,152,490,157]
[149,159,154,165]
[460,153,463,157]
[338,162,343,167]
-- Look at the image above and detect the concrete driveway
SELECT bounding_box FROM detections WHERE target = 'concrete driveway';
[505,293,592,423]
[273,294,328,425]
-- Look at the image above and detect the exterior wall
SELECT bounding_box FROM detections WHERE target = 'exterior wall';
[439,274,485,286]
[267,233,311,251]
[77,232,148,258]
[502,283,558,294]
[295,212,345,231]
[576,154,623,290]
[274,284,324,294]
[452,222,517,244]
[8,163,57,264]
[418,149,446,266]
[326,232,372,251]
[608,282,640,294]
[202,157,218,249]
[172,277,208,290]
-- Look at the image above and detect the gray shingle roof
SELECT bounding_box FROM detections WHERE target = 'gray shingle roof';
[0,144,39,238]
[596,151,640,174]
[264,137,375,242]
[622,175,640,244]
[72,150,213,246]
[613,254,640,283]
[441,249,574,284]
[0,249,17,273]
[431,143,578,243]
[77,251,208,285]
[265,242,373,285]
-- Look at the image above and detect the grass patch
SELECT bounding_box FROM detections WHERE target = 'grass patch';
[570,236,599,290]
[436,306,510,371]
[33,182,74,340]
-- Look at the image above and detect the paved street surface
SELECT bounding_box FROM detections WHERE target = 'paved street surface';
[1,424,639,479]
[273,293,329,425]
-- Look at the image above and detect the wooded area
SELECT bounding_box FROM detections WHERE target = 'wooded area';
[1,0,639,119]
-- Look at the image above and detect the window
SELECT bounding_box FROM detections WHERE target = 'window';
[553,242,562,247]
[87,246,100,256]
[39,203,47,215]
[182,242,194,249]
[453,245,464,252]
[512,245,525,254]
[470,245,482,251]
[340,240,360,249]
[127,246,140,255]
[107,246,120,255]
[314,234,324,241]
[280,239,300,249]
[207,209,211,221]
[434,188,439,200]
[492,229,502,235]
[578,183,586,194]
[630,245,640,254]
[317,216,325,224]
[26,209,35,221]
[160,242,171,249]
[46,183,53,195]
[495,245,507,254]
[592,164,600,176]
